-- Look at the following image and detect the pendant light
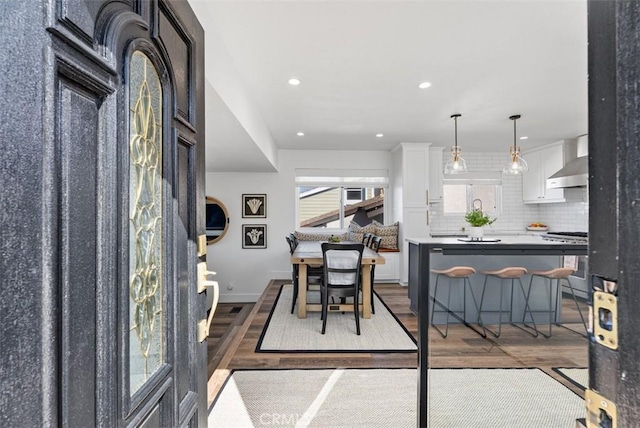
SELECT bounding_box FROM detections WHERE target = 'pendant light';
[444,113,467,174]
[502,114,528,174]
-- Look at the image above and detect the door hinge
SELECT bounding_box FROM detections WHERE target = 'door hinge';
[593,280,618,350]
[586,389,616,428]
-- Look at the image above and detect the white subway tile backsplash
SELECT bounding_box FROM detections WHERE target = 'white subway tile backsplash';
[430,152,588,234]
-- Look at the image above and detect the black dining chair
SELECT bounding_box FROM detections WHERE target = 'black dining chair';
[287,234,323,314]
[320,243,364,335]
[362,232,373,247]
[367,236,382,314]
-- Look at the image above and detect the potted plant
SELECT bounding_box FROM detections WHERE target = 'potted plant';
[464,209,496,241]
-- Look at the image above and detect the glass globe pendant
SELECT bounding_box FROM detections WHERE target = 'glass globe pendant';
[444,114,468,174]
[502,114,528,175]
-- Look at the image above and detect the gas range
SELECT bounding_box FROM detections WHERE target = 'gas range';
[541,231,588,244]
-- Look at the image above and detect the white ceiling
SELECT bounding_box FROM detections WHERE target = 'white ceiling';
[191,0,588,173]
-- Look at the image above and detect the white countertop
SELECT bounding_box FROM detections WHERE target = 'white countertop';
[407,235,581,246]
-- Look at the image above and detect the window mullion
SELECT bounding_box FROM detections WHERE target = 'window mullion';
[339,187,345,228]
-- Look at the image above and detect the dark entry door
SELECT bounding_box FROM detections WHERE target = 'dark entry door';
[587,1,640,426]
[0,1,206,426]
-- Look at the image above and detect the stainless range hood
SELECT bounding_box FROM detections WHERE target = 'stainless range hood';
[546,156,588,188]
[546,134,588,189]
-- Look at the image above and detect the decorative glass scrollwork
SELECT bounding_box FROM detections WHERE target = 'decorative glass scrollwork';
[128,51,164,395]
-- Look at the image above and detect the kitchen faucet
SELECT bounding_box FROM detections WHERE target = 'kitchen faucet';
[472,199,483,212]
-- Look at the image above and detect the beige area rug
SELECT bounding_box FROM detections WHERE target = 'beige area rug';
[554,367,589,390]
[255,284,417,353]
[208,368,584,428]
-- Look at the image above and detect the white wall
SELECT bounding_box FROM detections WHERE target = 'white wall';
[429,151,588,234]
[538,187,588,231]
[206,148,587,302]
[206,149,393,302]
[429,152,539,234]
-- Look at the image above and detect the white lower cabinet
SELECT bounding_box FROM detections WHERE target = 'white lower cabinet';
[374,252,399,282]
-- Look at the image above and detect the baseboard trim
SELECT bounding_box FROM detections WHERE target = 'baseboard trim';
[219,293,262,303]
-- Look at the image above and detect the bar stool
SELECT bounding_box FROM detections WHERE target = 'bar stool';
[523,267,587,338]
[477,267,535,338]
[430,266,482,338]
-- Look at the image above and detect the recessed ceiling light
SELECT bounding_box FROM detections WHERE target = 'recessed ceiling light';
[376,134,384,138]
[418,81,432,89]
[297,132,304,136]
[520,136,528,140]
[288,78,301,86]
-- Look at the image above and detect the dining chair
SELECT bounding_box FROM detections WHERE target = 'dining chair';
[362,232,373,247]
[286,234,322,314]
[320,243,364,335]
[366,236,382,314]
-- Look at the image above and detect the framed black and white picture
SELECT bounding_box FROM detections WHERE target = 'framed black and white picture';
[242,194,266,218]
[242,224,267,249]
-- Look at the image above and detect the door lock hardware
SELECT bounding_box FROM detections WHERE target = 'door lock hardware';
[593,290,618,350]
[586,389,616,428]
[197,262,217,293]
[197,234,207,257]
[197,262,219,343]
[197,319,208,343]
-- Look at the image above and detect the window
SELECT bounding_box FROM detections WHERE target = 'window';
[345,188,365,201]
[128,51,164,394]
[442,172,501,215]
[295,169,388,229]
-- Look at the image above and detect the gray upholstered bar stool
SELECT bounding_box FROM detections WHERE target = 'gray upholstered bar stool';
[430,266,482,338]
[523,267,587,338]
[477,267,535,338]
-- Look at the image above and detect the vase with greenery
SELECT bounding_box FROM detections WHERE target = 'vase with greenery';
[464,209,496,240]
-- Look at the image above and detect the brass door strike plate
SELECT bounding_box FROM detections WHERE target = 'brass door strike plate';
[586,389,616,428]
[593,290,618,350]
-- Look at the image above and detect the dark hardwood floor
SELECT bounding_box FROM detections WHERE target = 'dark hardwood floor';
[206,279,588,406]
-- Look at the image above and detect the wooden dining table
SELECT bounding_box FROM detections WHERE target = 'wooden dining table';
[290,241,385,319]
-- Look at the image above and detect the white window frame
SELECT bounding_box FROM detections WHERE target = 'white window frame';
[442,172,502,216]
[294,169,388,231]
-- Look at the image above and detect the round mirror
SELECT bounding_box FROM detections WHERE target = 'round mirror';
[205,196,230,245]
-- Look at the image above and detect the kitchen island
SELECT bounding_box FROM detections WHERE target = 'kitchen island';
[408,235,588,428]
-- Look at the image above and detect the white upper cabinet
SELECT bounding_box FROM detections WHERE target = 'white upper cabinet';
[428,147,444,203]
[522,142,566,204]
[401,144,430,208]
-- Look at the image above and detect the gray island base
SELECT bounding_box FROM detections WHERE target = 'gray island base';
[421,253,565,325]
[407,235,588,428]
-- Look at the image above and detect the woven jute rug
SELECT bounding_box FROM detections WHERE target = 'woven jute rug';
[255,284,417,353]
[208,368,584,427]
[553,367,588,390]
